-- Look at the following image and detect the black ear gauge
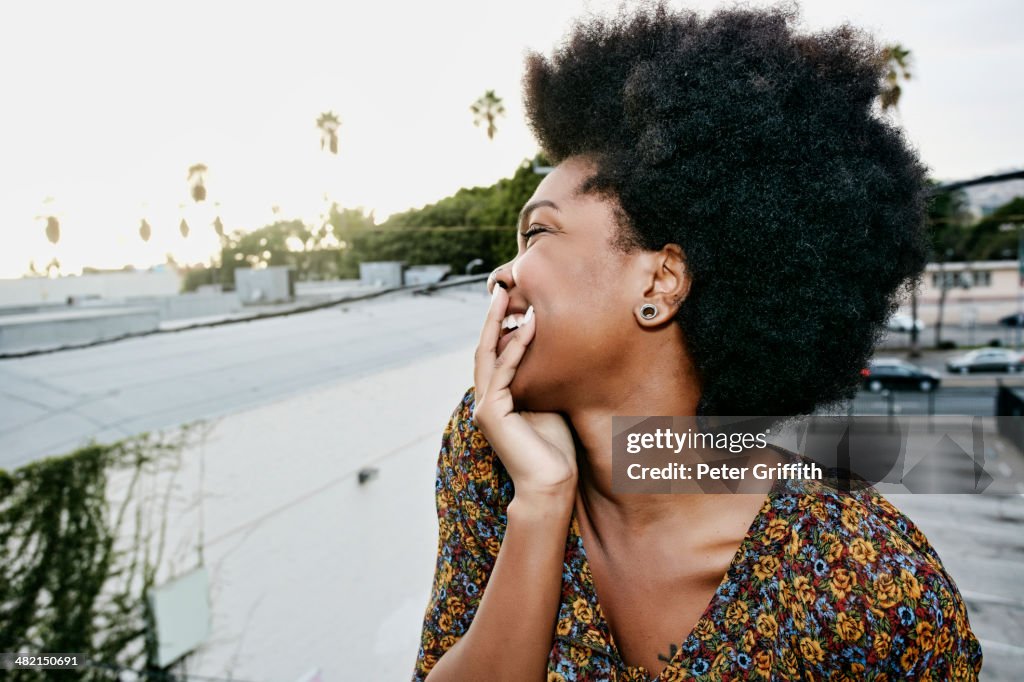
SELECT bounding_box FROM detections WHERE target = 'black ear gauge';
[497,281,509,290]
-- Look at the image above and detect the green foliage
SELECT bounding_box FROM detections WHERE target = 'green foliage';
[926,180,972,261]
[382,155,548,228]
[180,156,548,290]
[0,427,202,680]
[347,226,517,276]
[960,196,1024,261]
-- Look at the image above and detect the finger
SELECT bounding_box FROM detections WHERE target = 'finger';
[486,306,536,409]
[474,285,508,401]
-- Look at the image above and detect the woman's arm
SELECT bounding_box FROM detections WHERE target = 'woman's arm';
[425,488,575,682]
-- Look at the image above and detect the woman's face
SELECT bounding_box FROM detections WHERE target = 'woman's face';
[489,155,647,412]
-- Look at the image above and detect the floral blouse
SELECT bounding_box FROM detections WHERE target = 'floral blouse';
[413,387,984,681]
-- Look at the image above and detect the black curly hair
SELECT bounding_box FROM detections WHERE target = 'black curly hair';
[522,0,930,418]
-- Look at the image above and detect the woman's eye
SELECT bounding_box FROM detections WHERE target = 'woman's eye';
[522,225,547,243]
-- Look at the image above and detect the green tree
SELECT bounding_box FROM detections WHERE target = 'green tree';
[382,154,549,228]
[188,163,208,202]
[470,90,506,141]
[317,111,341,154]
[45,216,60,245]
[926,181,972,348]
[960,196,1024,261]
[878,44,912,113]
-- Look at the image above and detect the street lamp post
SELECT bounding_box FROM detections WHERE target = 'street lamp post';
[1017,223,1023,352]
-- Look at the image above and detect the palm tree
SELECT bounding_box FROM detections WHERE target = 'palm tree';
[878,44,912,114]
[139,218,152,242]
[316,112,341,154]
[878,44,919,355]
[188,163,208,202]
[45,216,60,245]
[470,90,506,141]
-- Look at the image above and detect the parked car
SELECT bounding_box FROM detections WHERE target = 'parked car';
[861,359,941,392]
[886,313,925,332]
[998,312,1024,328]
[946,348,1024,374]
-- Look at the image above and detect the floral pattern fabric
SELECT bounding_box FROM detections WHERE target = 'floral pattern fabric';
[413,387,983,681]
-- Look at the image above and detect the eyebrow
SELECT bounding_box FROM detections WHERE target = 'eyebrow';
[517,199,560,232]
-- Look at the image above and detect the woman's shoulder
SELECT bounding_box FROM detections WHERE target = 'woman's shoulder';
[766,455,983,678]
[435,386,514,526]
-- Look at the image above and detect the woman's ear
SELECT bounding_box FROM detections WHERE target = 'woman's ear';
[659,243,690,309]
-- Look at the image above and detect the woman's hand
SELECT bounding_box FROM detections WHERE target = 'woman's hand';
[473,285,578,503]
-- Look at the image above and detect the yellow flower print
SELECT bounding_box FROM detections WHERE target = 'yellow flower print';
[916,621,935,652]
[935,628,952,655]
[781,647,799,675]
[439,634,457,649]
[556,617,572,636]
[659,666,690,682]
[798,637,825,664]
[470,431,489,450]
[581,629,605,649]
[841,507,861,534]
[873,631,892,660]
[900,645,920,671]
[695,616,717,641]
[873,572,902,609]
[753,554,780,581]
[448,599,465,619]
[725,600,749,627]
[485,536,501,557]
[753,649,774,678]
[820,532,843,563]
[547,671,566,682]
[570,645,590,667]
[438,612,452,631]
[743,629,757,651]
[829,567,856,601]
[756,612,778,640]
[472,458,492,481]
[765,518,789,542]
[572,597,593,623]
[835,611,864,642]
[900,568,922,600]
[848,538,877,565]
[793,576,817,605]
[787,527,801,557]
[888,533,912,555]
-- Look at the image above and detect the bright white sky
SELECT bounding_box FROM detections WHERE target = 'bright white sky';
[1,0,1021,279]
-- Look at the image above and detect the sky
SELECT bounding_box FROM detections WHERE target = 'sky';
[1,0,1021,280]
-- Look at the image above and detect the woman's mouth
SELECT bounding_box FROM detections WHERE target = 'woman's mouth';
[497,309,531,354]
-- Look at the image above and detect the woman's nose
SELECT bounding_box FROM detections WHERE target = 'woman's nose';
[488,266,512,294]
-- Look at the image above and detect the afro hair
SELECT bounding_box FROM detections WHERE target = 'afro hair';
[522,0,931,417]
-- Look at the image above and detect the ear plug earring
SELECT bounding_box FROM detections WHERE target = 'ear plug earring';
[640,303,658,319]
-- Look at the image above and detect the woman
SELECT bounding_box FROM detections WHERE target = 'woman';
[413,2,983,680]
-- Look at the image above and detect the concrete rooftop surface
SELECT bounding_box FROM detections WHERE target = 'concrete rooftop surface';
[0,278,1021,680]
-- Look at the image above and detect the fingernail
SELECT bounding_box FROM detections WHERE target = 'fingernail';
[524,305,534,324]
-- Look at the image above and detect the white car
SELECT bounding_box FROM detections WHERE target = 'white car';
[887,313,925,332]
[946,348,1024,374]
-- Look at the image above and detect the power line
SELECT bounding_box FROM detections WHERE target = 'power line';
[928,169,1024,196]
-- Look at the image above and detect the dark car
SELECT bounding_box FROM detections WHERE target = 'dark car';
[999,312,1024,327]
[861,359,942,393]
[946,348,1024,374]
